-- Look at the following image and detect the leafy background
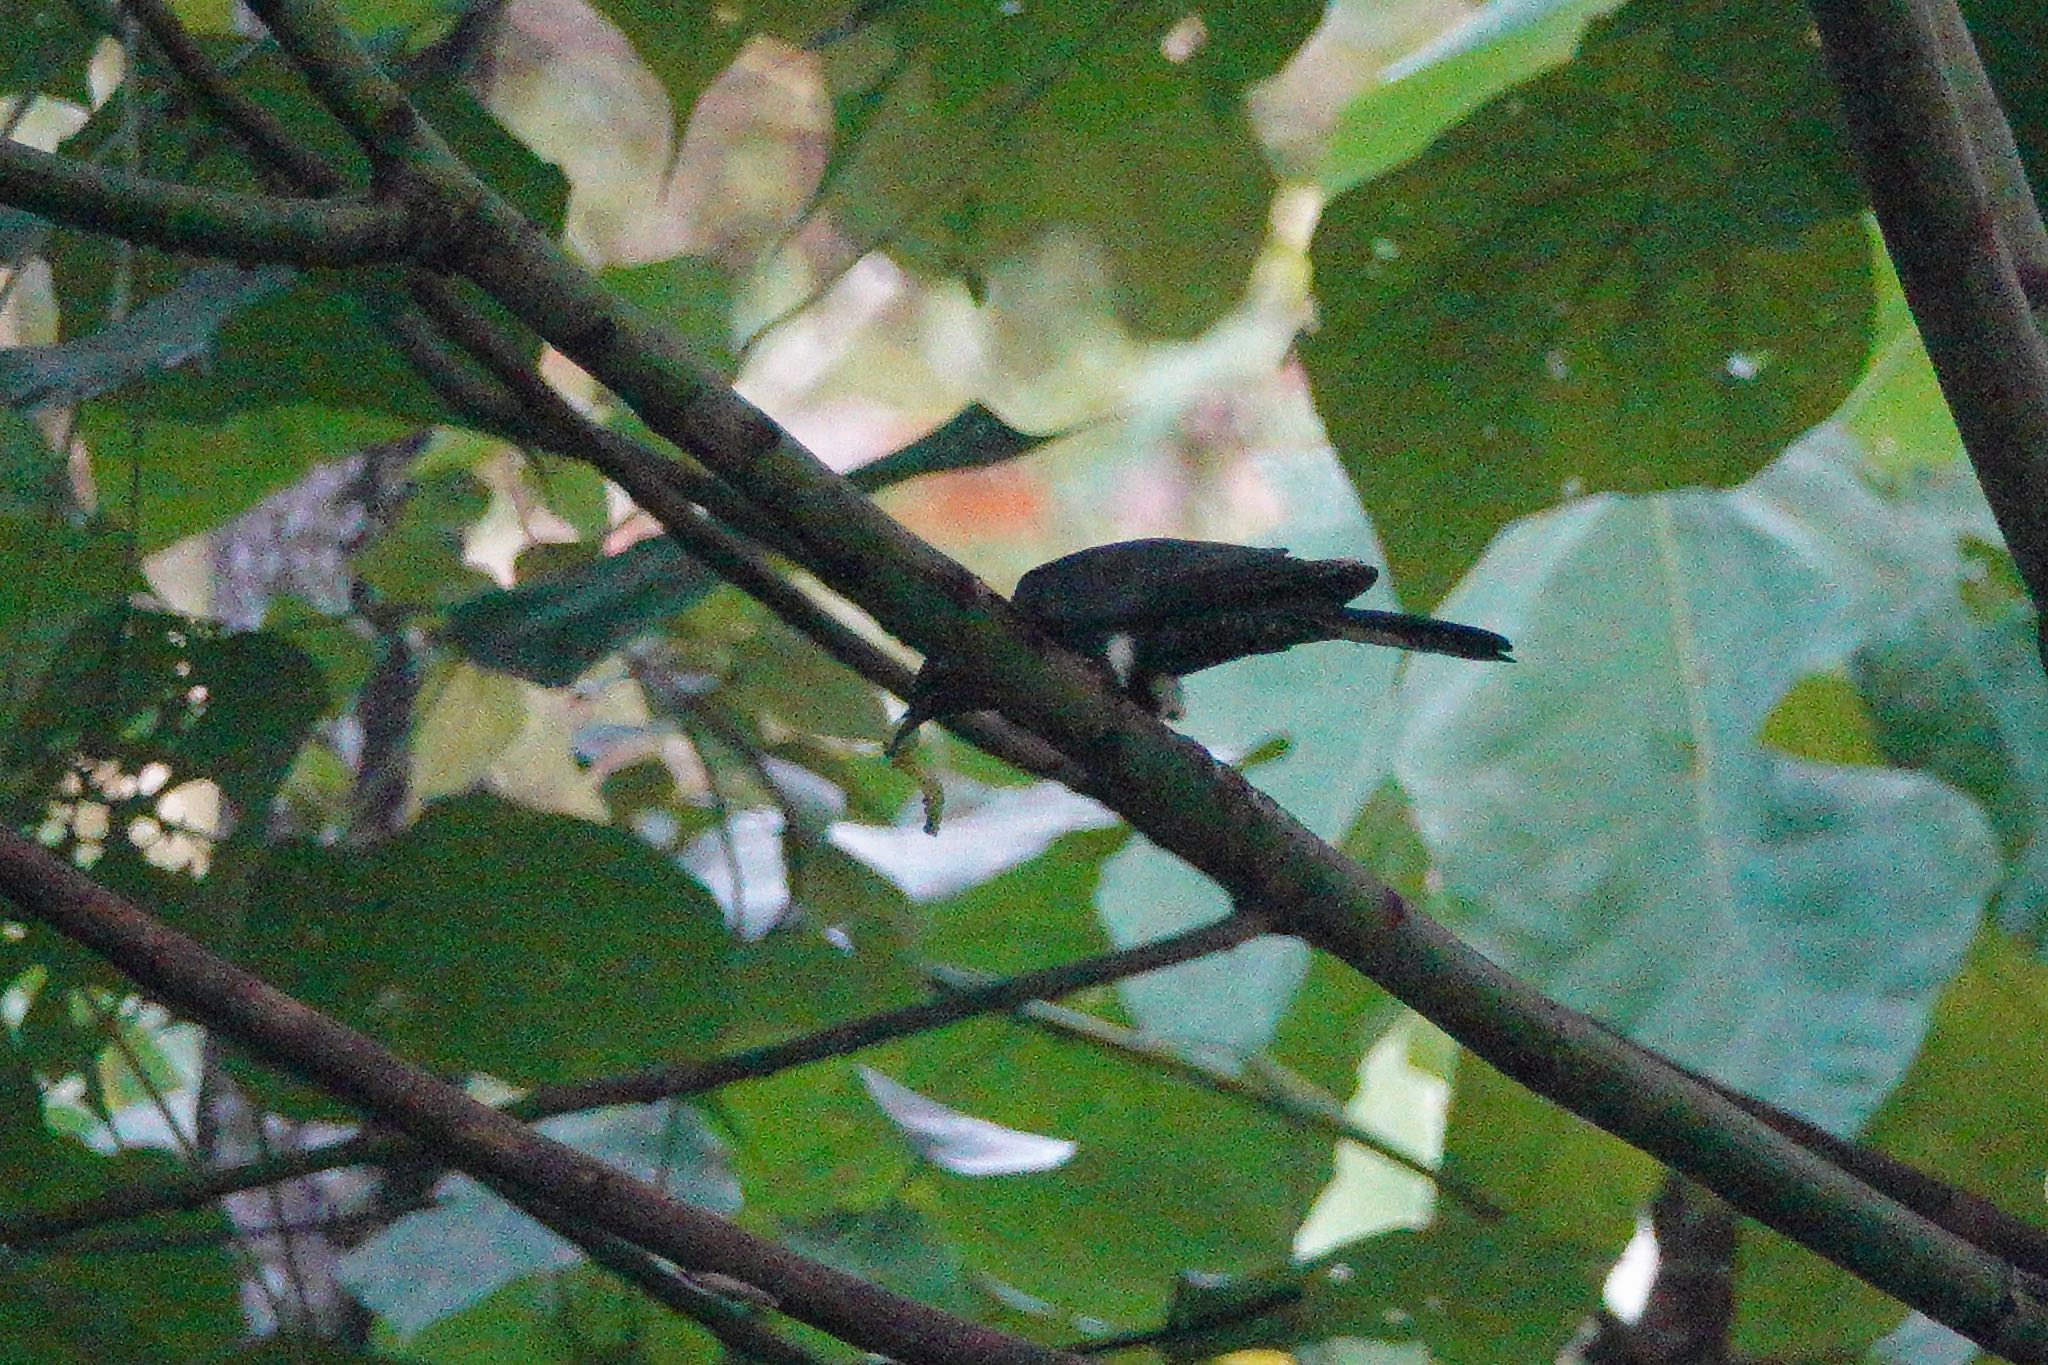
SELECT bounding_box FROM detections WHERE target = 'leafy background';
[1,0,2045,1359]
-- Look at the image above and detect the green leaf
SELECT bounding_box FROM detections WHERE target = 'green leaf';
[718,836,924,1048]
[896,1012,1344,1325]
[0,404,68,517]
[1303,0,1871,605]
[1393,460,1996,1135]
[0,0,103,100]
[87,399,417,554]
[0,1059,243,1361]
[341,1102,739,1335]
[1730,929,2048,1357]
[587,0,820,149]
[0,516,129,733]
[783,1201,975,1314]
[848,403,1041,492]
[1441,1052,1659,1248]
[600,255,736,376]
[240,793,728,1086]
[1322,0,1627,192]
[444,538,718,686]
[353,464,493,606]
[817,0,1322,335]
[1852,562,2048,942]
[1096,1214,1614,1362]
[46,50,567,523]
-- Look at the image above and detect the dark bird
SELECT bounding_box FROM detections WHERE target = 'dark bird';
[887,537,1512,755]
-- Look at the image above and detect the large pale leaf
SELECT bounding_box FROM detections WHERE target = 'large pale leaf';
[1303,0,1871,605]
[1394,452,1996,1135]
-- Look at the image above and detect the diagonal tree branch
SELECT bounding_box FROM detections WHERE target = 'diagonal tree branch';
[214,0,2048,1353]
[0,828,1084,1365]
[1807,0,2048,668]
[0,136,421,266]
[1920,0,2048,305]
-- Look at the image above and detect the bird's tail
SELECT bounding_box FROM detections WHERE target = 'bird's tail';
[1333,608,1514,661]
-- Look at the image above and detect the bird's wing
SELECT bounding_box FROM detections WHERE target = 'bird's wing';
[1013,539,1376,633]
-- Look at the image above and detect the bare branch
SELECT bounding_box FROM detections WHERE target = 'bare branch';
[0,829,1085,1365]
[1808,0,2048,666]
[0,137,419,266]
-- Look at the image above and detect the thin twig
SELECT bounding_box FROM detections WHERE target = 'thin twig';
[923,961,1501,1220]
[1,916,1261,1248]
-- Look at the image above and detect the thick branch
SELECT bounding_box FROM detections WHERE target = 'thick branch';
[1808,0,2048,661]
[0,830,1082,1365]
[0,137,418,266]
[1921,0,2048,304]
[231,0,2048,1351]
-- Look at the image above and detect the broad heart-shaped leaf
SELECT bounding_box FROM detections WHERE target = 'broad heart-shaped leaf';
[1393,448,1997,1136]
[340,1102,739,1336]
[817,0,1321,337]
[1096,450,1397,1061]
[238,793,727,1088]
[0,1057,244,1361]
[1,612,324,1073]
[1303,0,1871,607]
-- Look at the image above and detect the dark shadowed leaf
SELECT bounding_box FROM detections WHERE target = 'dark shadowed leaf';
[240,793,727,1086]
[443,537,719,686]
[1,613,325,1070]
[848,403,1041,492]
[0,1059,243,1360]
[0,0,103,100]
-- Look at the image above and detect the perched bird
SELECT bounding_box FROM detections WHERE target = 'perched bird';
[887,537,1511,755]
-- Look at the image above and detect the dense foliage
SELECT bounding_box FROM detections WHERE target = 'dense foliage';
[2,0,2045,1360]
